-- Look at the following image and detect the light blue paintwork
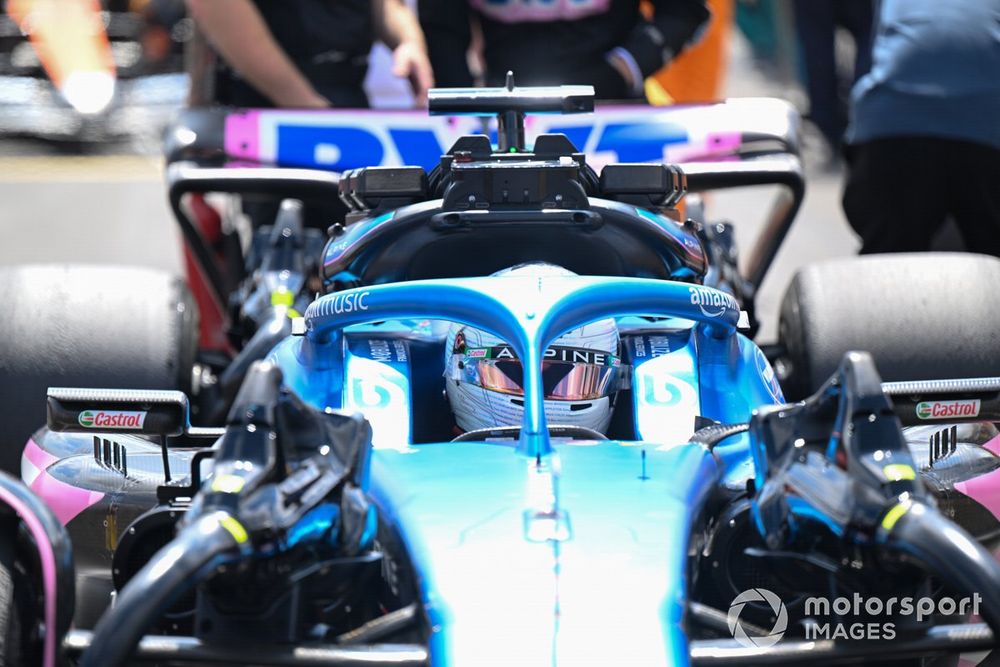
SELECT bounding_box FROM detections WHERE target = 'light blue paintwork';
[268,274,783,665]
[370,439,719,665]
[630,330,701,444]
[343,336,413,450]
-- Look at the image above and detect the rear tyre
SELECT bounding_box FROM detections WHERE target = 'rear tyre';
[779,253,1000,399]
[0,522,36,667]
[0,265,198,473]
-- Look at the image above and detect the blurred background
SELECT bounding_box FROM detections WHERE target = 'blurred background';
[0,0,863,342]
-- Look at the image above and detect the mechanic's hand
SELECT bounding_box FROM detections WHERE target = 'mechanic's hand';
[392,40,434,106]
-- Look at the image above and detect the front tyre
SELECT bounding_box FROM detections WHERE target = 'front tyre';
[0,520,36,666]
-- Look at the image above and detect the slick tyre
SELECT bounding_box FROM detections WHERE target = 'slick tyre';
[778,253,1000,400]
[0,265,198,474]
[0,523,35,667]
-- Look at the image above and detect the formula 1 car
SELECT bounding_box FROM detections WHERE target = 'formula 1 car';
[1,86,816,472]
[0,0,188,141]
[6,84,1000,666]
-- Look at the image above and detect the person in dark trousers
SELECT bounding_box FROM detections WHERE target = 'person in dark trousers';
[185,0,434,235]
[842,0,1000,256]
[790,0,873,153]
[186,0,433,108]
[419,0,710,101]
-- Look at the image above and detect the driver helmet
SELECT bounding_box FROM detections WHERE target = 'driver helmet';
[444,263,624,434]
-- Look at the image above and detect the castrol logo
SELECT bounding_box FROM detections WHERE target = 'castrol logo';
[915,400,980,420]
[78,410,147,429]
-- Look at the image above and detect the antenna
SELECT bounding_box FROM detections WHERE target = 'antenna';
[498,72,523,152]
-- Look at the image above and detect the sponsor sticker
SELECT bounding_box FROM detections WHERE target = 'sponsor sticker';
[345,356,411,450]
[688,286,739,318]
[646,335,672,359]
[464,345,620,367]
[631,336,646,359]
[754,346,784,403]
[915,399,981,420]
[78,410,148,430]
[318,290,371,317]
[329,290,369,314]
[361,338,410,364]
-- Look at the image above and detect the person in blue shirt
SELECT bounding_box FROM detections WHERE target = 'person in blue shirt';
[842,0,1000,255]
[790,0,874,153]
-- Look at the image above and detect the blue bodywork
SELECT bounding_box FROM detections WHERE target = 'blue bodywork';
[269,275,783,665]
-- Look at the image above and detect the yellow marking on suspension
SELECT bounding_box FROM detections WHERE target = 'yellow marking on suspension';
[218,515,249,544]
[883,464,916,482]
[271,288,294,307]
[880,501,911,532]
[271,288,301,318]
[211,473,246,494]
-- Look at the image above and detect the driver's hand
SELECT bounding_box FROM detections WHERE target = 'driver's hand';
[392,40,435,106]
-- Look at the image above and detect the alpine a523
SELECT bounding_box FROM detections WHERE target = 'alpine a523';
[3,83,1000,666]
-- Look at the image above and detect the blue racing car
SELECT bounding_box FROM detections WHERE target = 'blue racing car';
[5,84,1000,666]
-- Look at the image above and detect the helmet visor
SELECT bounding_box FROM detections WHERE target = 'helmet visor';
[448,344,624,401]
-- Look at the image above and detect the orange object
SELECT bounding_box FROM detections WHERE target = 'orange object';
[644,0,733,104]
[7,0,116,112]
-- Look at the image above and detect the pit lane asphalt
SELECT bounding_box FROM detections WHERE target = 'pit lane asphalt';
[0,137,181,273]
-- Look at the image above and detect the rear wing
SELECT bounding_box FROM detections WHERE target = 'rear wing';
[882,377,1000,426]
[164,98,801,172]
[46,387,222,483]
[166,98,804,304]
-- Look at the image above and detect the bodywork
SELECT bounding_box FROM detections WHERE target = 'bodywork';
[16,93,1000,666]
[27,275,781,664]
